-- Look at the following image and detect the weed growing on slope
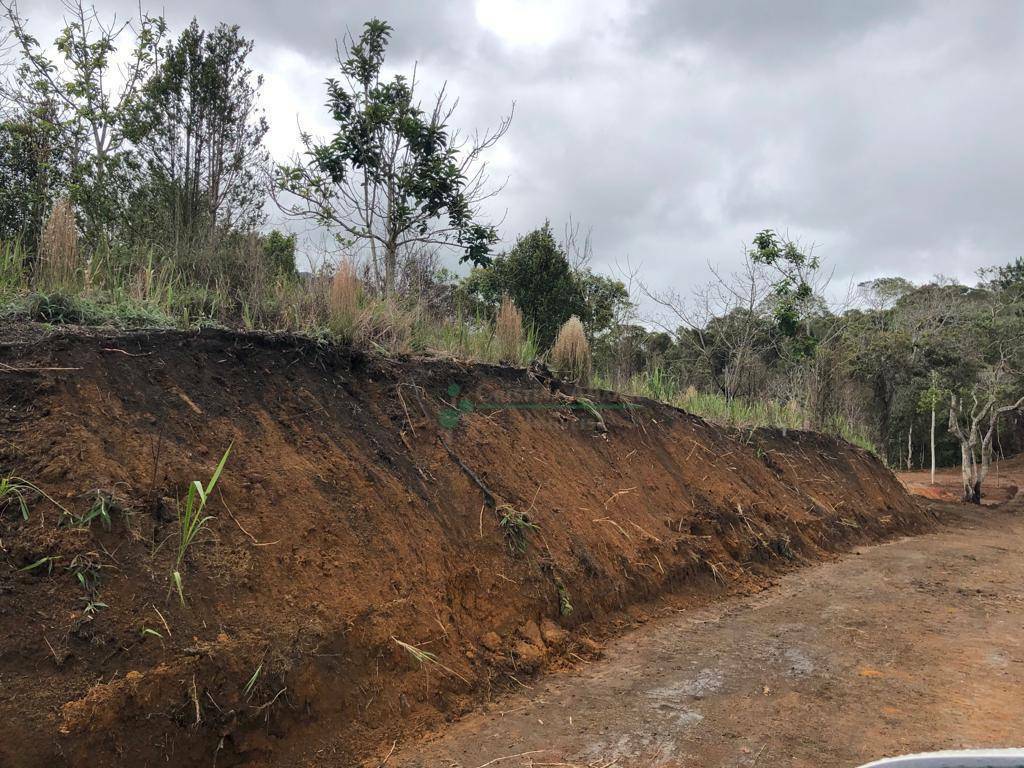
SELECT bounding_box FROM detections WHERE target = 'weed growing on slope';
[392,636,469,683]
[171,445,232,606]
[0,475,68,521]
[498,503,539,554]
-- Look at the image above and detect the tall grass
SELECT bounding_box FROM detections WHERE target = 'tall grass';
[619,367,876,452]
[328,258,362,341]
[495,294,524,363]
[0,240,28,299]
[551,315,591,385]
[35,199,80,291]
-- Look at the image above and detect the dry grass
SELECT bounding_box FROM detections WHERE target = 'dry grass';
[35,199,80,290]
[495,294,524,363]
[551,315,591,385]
[328,259,363,341]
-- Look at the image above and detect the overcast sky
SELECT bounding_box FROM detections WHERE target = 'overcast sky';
[11,0,1024,305]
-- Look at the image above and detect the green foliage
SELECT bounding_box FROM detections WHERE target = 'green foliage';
[172,445,232,605]
[556,580,574,617]
[0,476,34,520]
[462,223,585,348]
[261,230,297,279]
[276,19,506,294]
[576,269,633,337]
[0,110,65,250]
[750,229,820,354]
[4,2,167,245]
[127,19,269,254]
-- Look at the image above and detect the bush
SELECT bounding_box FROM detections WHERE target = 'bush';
[551,315,591,385]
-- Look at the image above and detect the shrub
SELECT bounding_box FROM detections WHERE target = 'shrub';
[35,199,80,291]
[495,294,524,363]
[551,315,591,385]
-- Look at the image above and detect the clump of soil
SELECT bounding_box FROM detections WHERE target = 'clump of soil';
[0,324,929,767]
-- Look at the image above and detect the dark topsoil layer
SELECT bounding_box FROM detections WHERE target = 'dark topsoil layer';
[0,323,930,768]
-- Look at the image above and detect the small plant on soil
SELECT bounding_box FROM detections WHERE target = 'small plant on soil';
[556,579,574,617]
[0,475,68,520]
[62,492,113,530]
[243,663,263,700]
[171,445,232,605]
[0,476,33,520]
[19,555,60,574]
[68,552,103,594]
[392,636,469,683]
[497,503,539,554]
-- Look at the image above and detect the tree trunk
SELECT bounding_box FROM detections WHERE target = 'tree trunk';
[930,401,936,485]
[907,424,913,470]
[384,243,397,296]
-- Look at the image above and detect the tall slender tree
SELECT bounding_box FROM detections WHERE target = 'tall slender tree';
[128,19,269,256]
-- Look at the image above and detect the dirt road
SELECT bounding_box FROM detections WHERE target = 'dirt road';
[387,505,1024,767]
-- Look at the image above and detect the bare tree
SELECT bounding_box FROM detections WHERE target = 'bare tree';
[949,365,1024,503]
[642,252,775,402]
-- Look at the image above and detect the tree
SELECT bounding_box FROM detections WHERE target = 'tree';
[276,19,510,294]
[749,229,827,357]
[461,223,586,348]
[917,371,945,485]
[642,248,780,402]
[260,229,297,279]
[0,103,65,251]
[949,370,1024,503]
[2,0,166,245]
[128,19,269,256]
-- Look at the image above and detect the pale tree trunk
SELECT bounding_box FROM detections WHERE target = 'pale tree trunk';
[930,403,936,485]
[906,424,913,471]
[950,391,1024,504]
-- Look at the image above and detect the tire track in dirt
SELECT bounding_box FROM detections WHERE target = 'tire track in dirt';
[382,506,1024,768]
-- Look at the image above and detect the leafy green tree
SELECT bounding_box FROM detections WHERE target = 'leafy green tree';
[276,19,510,295]
[461,223,630,347]
[461,223,585,348]
[128,19,269,256]
[576,270,633,337]
[750,229,821,354]
[260,229,297,279]
[0,103,65,251]
[2,0,165,246]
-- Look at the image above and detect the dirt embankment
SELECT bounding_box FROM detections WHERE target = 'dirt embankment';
[0,325,928,767]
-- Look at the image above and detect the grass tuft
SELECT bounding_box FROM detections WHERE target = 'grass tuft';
[551,315,591,385]
[497,503,539,554]
[495,294,524,363]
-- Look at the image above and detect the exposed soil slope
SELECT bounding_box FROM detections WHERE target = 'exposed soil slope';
[0,324,927,767]
[393,504,1024,768]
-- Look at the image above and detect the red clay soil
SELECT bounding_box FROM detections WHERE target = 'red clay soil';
[0,324,929,768]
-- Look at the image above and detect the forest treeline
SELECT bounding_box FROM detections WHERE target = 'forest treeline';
[2,6,1023,499]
